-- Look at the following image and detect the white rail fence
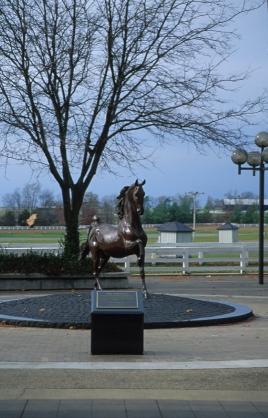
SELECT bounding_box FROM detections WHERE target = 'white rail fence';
[117,244,267,275]
[1,243,267,275]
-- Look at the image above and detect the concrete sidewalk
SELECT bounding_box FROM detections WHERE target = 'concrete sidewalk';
[0,275,267,415]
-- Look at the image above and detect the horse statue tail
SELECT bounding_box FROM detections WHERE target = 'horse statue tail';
[79,240,90,260]
[79,215,100,261]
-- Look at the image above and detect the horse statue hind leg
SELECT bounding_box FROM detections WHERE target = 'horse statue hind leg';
[80,239,108,291]
[91,247,109,290]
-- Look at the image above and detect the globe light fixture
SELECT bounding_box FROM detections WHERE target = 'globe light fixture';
[247,151,261,167]
[231,131,268,285]
[262,147,268,163]
[255,131,268,148]
[231,149,248,165]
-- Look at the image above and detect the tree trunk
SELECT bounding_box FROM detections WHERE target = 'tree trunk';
[62,186,83,259]
[64,210,80,258]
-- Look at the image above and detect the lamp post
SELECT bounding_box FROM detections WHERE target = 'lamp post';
[188,191,204,232]
[231,131,268,285]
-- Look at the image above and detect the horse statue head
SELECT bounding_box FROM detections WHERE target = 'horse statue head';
[117,179,146,219]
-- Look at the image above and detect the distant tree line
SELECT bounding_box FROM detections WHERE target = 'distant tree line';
[0,185,266,226]
[0,184,117,226]
[0,183,60,226]
[142,192,263,225]
[143,195,194,224]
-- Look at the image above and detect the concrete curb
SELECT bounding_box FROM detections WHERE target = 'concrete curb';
[0,273,129,290]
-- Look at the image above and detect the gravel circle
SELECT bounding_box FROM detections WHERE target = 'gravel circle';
[0,291,247,329]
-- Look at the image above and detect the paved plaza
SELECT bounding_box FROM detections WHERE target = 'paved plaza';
[0,275,267,417]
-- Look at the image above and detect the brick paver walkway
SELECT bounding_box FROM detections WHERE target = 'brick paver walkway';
[1,399,268,418]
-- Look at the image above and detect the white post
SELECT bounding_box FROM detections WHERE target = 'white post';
[124,257,130,274]
[151,252,157,266]
[240,247,248,274]
[198,251,203,265]
[182,249,189,274]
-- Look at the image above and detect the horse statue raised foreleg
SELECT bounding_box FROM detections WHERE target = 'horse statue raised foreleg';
[136,239,148,298]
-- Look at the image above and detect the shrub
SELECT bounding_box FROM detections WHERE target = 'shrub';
[0,252,120,275]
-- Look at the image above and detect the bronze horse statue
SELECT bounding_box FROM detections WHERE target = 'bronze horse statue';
[80,180,148,297]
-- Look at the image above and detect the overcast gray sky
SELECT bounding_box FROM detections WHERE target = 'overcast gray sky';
[0,3,267,204]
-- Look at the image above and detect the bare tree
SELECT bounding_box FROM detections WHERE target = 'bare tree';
[39,189,56,207]
[80,192,100,224]
[21,182,40,212]
[2,188,22,210]
[0,0,265,256]
[2,188,23,224]
[101,196,117,224]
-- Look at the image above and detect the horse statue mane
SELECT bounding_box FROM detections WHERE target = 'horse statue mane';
[116,186,130,219]
[116,180,146,219]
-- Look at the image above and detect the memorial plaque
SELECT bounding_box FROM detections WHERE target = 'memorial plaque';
[91,290,144,355]
[96,291,139,310]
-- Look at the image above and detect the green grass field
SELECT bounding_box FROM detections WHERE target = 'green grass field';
[144,225,267,244]
[0,225,267,245]
[0,230,65,245]
[192,225,265,243]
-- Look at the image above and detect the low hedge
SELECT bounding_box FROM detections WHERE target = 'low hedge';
[0,252,121,276]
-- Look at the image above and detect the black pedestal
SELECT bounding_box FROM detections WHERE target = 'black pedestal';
[91,290,144,355]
